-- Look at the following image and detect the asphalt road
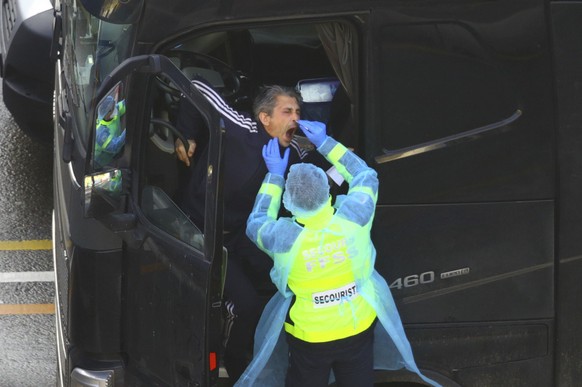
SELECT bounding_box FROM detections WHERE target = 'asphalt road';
[0,86,56,386]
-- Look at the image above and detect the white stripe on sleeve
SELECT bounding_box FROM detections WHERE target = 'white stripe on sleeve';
[192,80,258,133]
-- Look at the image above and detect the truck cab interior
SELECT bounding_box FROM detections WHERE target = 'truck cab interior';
[142,21,357,209]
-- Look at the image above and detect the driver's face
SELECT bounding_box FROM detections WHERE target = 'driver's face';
[261,96,300,147]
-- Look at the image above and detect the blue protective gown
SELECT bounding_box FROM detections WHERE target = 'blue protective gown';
[238,137,440,386]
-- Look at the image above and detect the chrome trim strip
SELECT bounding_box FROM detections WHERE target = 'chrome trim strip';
[401,261,552,305]
[71,368,114,387]
[52,211,66,387]
[69,162,80,189]
[375,109,522,164]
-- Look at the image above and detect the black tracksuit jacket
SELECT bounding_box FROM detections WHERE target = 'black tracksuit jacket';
[177,79,319,234]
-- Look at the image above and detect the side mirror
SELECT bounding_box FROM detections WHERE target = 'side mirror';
[84,169,124,217]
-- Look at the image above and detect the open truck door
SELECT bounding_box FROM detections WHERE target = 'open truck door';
[74,54,227,386]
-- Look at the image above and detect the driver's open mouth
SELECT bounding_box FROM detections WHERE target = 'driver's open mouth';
[285,127,296,140]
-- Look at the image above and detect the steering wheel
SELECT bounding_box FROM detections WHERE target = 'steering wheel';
[155,75,181,97]
[149,118,189,155]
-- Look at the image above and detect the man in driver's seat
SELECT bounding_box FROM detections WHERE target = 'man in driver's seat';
[175,78,330,383]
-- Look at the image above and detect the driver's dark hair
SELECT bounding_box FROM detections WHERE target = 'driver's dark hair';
[253,85,302,121]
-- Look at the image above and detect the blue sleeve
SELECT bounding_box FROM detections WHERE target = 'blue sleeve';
[246,173,286,255]
[104,129,126,153]
[318,137,379,226]
[95,125,110,147]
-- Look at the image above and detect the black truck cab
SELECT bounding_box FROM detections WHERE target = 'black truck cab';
[51,0,582,386]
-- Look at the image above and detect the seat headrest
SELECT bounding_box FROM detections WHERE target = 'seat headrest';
[296,78,340,103]
[182,66,225,89]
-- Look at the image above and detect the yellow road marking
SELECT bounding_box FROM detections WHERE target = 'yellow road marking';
[0,303,55,315]
[0,240,56,315]
[0,240,52,250]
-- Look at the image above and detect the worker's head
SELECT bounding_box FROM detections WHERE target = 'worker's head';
[98,96,116,122]
[283,163,330,218]
[254,85,302,148]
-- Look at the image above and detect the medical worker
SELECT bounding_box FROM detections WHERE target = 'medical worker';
[94,95,126,168]
[239,120,440,387]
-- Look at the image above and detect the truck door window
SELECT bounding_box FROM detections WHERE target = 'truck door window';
[141,186,204,251]
[141,79,208,251]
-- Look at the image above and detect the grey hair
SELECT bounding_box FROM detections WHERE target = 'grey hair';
[253,85,302,121]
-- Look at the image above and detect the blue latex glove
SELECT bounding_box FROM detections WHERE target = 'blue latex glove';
[95,125,111,147]
[297,120,327,148]
[262,138,290,176]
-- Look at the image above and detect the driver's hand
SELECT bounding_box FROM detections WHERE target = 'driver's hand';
[175,138,196,167]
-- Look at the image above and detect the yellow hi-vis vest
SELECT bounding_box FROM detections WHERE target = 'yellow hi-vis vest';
[282,203,377,343]
[249,138,379,343]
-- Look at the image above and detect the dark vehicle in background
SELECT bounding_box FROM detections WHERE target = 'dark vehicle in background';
[0,0,54,141]
[50,0,582,386]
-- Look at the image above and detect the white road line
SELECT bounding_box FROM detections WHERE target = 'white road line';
[0,271,55,283]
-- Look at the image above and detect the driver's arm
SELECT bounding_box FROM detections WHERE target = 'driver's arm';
[175,75,256,167]
[175,92,206,166]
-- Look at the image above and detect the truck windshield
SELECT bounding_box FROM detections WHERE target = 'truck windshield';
[62,0,133,145]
